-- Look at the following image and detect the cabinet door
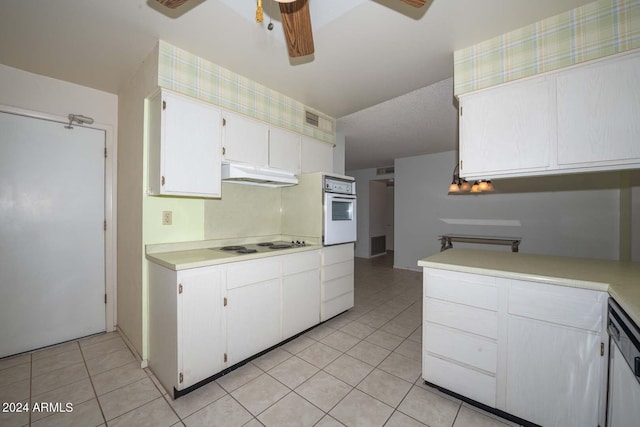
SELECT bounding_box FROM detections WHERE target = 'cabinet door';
[269,127,301,173]
[459,77,553,179]
[301,136,333,173]
[179,267,225,389]
[283,270,320,339]
[150,90,223,197]
[226,279,281,365]
[222,111,269,167]
[505,316,602,427]
[557,53,640,167]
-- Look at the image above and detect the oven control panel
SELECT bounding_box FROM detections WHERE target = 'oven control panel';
[324,177,355,195]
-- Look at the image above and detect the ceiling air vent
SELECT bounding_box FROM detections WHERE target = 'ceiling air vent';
[304,110,334,133]
[376,166,395,175]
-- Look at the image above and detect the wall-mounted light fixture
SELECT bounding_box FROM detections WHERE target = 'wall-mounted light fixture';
[448,163,494,195]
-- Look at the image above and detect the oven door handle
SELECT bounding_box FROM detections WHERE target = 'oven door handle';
[329,196,356,201]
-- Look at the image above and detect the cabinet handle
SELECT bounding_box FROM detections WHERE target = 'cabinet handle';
[161,176,166,186]
[222,118,226,126]
[162,100,166,110]
[222,147,226,156]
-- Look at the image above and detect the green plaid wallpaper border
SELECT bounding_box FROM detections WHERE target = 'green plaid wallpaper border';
[157,41,335,144]
[454,0,640,95]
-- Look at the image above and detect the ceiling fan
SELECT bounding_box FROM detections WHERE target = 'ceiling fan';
[156,0,427,58]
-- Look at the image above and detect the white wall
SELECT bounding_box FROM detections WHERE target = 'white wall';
[385,186,395,251]
[632,171,640,262]
[394,151,622,270]
[334,132,346,175]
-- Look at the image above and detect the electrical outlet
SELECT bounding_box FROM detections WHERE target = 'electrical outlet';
[162,211,172,225]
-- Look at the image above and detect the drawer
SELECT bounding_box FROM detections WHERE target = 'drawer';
[424,323,497,373]
[424,298,498,339]
[321,292,354,321]
[322,243,354,265]
[423,353,496,408]
[509,280,606,332]
[226,258,280,290]
[283,250,320,276]
[424,268,498,311]
[322,274,353,301]
[322,259,353,282]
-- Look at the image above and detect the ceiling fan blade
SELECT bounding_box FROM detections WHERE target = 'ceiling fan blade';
[155,0,190,9]
[398,0,427,7]
[279,0,315,58]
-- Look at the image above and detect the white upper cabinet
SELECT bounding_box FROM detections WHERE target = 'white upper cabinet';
[222,111,269,167]
[269,127,301,173]
[148,89,223,198]
[459,76,553,178]
[556,53,640,168]
[458,51,640,180]
[301,136,334,173]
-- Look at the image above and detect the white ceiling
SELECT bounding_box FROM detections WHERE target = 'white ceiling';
[0,0,594,170]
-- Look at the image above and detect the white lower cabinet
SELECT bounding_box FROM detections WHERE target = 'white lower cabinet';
[321,243,354,321]
[148,263,226,393]
[282,251,321,339]
[422,267,607,427]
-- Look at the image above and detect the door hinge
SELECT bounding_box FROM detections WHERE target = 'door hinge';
[460,106,463,116]
[224,353,228,363]
[104,220,107,231]
[104,147,107,158]
[223,297,227,307]
[222,117,226,126]
[162,100,166,110]
[601,342,605,356]
[460,160,463,170]
[222,147,226,156]
[178,284,183,294]
[104,293,107,304]
[161,176,166,186]
[179,372,183,383]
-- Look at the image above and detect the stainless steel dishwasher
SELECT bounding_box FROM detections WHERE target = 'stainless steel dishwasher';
[607,298,640,427]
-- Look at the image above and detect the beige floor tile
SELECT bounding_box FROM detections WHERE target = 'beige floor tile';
[322,314,353,330]
[407,327,422,343]
[31,378,95,422]
[216,363,263,393]
[0,378,29,403]
[32,348,84,377]
[85,348,136,376]
[304,324,336,341]
[31,398,104,427]
[31,362,89,396]
[280,336,315,355]
[365,330,404,351]
[79,331,121,348]
[231,374,289,415]
[267,356,318,389]
[385,410,428,426]
[91,360,148,396]
[81,337,127,361]
[183,394,252,427]
[98,377,161,421]
[242,418,264,427]
[339,321,376,340]
[320,331,360,352]
[394,340,422,362]
[168,380,227,419]
[456,404,520,427]
[257,392,323,427]
[314,415,345,427]
[346,340,391,367]
[294,371,352,412]
[0,353,30,371]
[398,386,460,427]
[323,354,373,387]
[357,369,413,408]
[378,352,422,383]
[296,343,341,369]
[329,389,393,427]
[0,399,29,427]
[0,362,30,388]
[252,348,292,372]
[381,321,419,338]
[31,341,79,361]
[354,312,389,329]
[145,369,168,396]
[107,397,179,427]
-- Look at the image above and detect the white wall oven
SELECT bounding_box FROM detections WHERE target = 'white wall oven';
[323,176,357,245]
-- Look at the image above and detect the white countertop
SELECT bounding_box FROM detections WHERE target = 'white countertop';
[146,242,321,271]
[418,249,640,326]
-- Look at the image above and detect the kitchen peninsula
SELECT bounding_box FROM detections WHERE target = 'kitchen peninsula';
[418,249,640,427]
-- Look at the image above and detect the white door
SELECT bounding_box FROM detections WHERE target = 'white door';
[0,111,105,357]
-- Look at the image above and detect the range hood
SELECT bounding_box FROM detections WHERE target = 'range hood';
[221,163,298,187]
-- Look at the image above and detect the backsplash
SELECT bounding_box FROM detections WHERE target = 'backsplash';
[454,0,640,95]
[157,40,335,144]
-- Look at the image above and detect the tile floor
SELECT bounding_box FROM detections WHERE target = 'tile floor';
[0,253,521,427]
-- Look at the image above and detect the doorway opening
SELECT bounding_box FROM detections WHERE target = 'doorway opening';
[369,178,395,257]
